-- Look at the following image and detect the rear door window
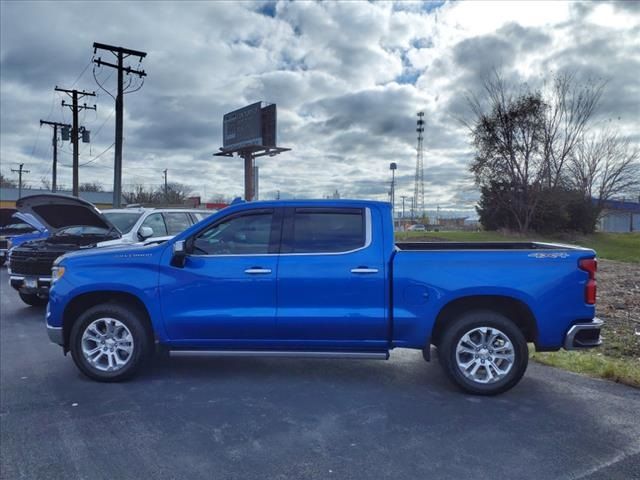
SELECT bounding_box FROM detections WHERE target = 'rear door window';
[290,209,365,253]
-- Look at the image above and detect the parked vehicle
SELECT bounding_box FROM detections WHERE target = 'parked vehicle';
[100,206,215,247]
[407,224,426,231]
[9,195,213,306]
[46,199,602,395]
[0,208,47,265]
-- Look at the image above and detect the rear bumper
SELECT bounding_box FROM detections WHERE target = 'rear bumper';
[564,318,604,350]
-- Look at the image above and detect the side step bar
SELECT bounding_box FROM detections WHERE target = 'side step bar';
[170,350,389,360]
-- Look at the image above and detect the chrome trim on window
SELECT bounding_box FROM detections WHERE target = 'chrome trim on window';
[189,208,373,258]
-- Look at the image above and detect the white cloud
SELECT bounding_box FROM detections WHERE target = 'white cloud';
[1,0,638,213]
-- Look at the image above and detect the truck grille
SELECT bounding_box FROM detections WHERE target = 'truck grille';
[9,250,60,276]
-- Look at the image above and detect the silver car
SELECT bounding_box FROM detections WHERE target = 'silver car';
[100,207,216,247]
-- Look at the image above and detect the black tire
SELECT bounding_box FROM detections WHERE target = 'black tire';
[19,292,48,307]
[70,303,151,382]
[437,310,528,395]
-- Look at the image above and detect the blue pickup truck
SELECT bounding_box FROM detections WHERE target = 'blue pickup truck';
[46,200,602,395]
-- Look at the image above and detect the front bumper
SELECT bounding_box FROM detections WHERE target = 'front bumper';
[47,324,64,346]
[564,318,604,350]
[10,274,51,294]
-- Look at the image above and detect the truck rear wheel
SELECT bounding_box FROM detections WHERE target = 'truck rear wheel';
[437,310,528,395]
[19,292,48,307]
[70,303,150,382]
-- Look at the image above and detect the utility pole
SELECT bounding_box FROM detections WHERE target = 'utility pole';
[400,195,407,219]
[389,162,397,222]
[11,164,30,199]
[93,42,147,208]
[163,169,168,203]
[414,112,425,219]
[56,87,96,196]
[40,120,71,192]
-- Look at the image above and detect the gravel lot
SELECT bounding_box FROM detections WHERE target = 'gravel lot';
[1,267,640,480]
[597,259,640,358]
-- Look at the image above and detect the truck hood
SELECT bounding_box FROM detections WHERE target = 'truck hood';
[16,194,120,237]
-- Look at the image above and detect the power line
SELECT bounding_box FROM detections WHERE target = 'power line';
[79,142,115,166]
[70,57,94,88]
[91,108,115,141]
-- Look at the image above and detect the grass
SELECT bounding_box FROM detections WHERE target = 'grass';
[396,230,640,262]
[529,348,640,388]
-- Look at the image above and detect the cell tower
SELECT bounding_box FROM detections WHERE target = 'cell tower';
[414,112,425,218]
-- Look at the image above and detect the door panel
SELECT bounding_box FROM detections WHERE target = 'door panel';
[160,255,279,341]
[276,207,387,347]
[159,209,281,343]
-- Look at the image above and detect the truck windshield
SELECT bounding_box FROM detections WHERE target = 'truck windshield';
[103,212,143,234]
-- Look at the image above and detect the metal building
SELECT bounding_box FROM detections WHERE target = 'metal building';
[597,199,640,233]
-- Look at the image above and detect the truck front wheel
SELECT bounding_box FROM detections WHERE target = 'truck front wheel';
[438,310,528,395]
[70,303,151,382]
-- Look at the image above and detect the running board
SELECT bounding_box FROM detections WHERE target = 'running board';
[169,350,389,360]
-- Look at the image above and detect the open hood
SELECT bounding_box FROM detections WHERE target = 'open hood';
[15,194,119,236]
[0,208,18,227]
[13,212,47,232]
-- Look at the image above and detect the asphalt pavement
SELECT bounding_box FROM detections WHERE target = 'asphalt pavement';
[1,267,639,480]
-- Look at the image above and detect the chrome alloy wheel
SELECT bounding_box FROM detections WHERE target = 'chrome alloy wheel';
[455,327,515,384]
[81,318,134,372]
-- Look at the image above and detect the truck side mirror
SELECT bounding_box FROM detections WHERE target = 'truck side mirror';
[138,226,154,240]
[171,240,187,268]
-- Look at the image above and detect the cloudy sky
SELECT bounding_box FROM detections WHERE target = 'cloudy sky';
[1,0,639,213]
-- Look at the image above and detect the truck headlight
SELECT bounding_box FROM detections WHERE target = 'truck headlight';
[51,266,65,284]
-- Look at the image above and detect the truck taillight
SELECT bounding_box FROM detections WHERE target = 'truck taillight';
[579,258,597,305]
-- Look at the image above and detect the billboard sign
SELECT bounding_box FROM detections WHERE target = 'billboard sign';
[223,102,263,150]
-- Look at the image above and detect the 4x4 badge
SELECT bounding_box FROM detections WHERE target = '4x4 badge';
[528,252,570,259]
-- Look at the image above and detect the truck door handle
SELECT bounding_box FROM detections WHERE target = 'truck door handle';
[244,268,272,274]
[350,267,379,274]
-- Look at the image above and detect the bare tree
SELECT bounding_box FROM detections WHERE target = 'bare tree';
[0,172,17,188]
[164,182,192,205]
[123,184,158,205]
[542,73,605,188]
[465,70,609,233]
[79,182,104,192]
[40,177,51,190]
[123,183,193,206]
[568,129,640,214]
[466,72,547,232]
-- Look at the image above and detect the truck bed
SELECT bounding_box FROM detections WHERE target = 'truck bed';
[395,241,578,251]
